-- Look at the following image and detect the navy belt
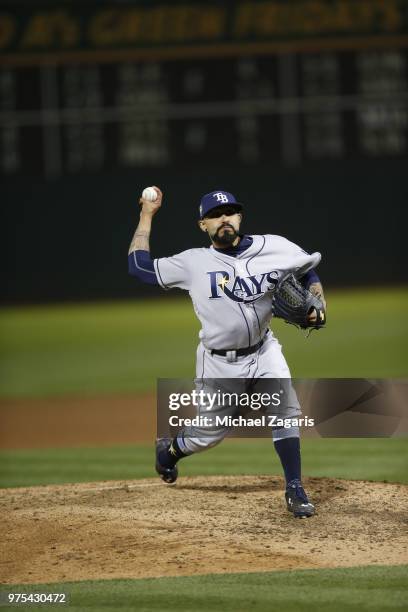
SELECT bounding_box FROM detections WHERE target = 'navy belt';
[210,337,265,358]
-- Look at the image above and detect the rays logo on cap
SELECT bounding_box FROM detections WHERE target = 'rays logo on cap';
[199,190,243,219]
[213,192,229,203]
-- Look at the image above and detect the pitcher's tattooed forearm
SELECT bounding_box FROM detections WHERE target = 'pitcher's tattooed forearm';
[129,230,150,254]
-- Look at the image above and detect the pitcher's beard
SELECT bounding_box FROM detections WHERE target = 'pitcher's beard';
[212,225,238,246]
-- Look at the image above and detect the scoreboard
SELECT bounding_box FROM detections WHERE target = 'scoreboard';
[1,0,408,179]
[1,49,407,179]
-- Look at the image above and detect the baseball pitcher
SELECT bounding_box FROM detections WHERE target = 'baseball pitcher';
[128,187,326,518]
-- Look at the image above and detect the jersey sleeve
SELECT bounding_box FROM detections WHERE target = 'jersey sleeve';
[128,250,159,285]
[153,250,191,290]
[267,235,321,276]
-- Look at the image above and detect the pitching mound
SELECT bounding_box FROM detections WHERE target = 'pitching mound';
[1,476,407,584]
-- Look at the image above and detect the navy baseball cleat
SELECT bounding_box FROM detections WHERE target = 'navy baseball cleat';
[285,479,315,518]
[155,438,178,484]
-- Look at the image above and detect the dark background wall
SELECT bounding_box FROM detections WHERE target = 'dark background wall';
[3,158,406,303]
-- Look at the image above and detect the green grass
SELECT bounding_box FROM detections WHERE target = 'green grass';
[1,438,406,488]
[0,288,407,398]
[1,565,407,611]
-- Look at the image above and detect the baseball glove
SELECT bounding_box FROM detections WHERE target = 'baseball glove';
[271,274,326,332]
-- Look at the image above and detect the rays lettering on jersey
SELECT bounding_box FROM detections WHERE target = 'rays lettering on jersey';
[207,270,281,303]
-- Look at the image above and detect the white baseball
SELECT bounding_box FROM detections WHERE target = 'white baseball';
[142,187,158,202]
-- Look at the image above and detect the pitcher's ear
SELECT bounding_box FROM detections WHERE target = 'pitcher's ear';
[198,220,207,232]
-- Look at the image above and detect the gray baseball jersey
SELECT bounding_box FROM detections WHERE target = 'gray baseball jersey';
[154,234,321,350]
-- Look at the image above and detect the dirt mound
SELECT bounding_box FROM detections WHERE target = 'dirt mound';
[1,476,407,584]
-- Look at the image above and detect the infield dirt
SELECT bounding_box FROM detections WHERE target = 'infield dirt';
[1,476,407,584]
[0,394,156,449]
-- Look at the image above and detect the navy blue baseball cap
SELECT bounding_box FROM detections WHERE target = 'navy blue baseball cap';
[199,191,243,219]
